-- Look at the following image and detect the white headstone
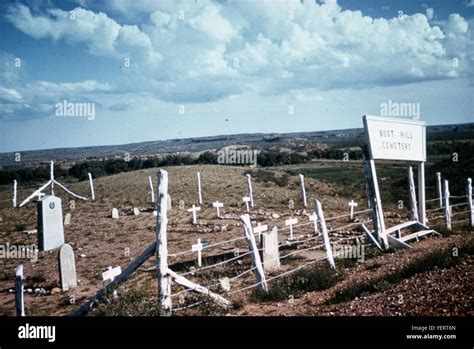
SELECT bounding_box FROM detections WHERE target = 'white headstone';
[64,213,71,225]
[220,277,231,292]
[111,208,119,219]
[59,243,77,291]
[102,266,122,282]
[167,193,172,211]
[133,207,140,215]
[37,195,65,251]
[261,226,280,272]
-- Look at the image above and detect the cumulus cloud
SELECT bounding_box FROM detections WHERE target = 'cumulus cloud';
[4,0,474,104]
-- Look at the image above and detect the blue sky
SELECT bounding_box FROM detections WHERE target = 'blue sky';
[0,0,473,152]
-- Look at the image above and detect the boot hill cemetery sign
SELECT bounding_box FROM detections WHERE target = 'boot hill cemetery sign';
[362,115,438,249]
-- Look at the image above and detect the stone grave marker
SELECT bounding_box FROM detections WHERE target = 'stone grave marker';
[59,243,77,291]
[111,208,119,219]
[133,207,140,215]
[64,213,71,225]
[37,195,64,251]
[261,226,280,272]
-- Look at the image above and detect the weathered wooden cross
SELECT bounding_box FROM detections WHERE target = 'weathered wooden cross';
[213,201,224,218]
[187,205,201,224]
[253,223,268,243]
[102,266,122,282]
[192,238,207,267]
[348,200,358,220]
[285,217,298,240]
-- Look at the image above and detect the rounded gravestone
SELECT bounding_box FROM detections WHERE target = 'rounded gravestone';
[59,243,77,291]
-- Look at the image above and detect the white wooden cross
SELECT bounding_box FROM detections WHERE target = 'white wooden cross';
[192,238,204,267]
[309,213,318,234]
[253,223,268,243]
[285,217,298,240]
[187,204,201,224]
[348,200,358,220]
[213,201,224,218]
[102,266,122,282]
[243,196,251,212]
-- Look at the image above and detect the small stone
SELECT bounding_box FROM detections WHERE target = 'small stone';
[27,288,33,293]
[80,254,86,258]
[34,288,41,294]
[272,213,280,219]
[51,287,62,295]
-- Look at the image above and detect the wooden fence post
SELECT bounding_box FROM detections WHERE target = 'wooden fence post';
[148,176,155,203]
[156,170,172,313]
[240,214,267,292]
[408,166,419,222]
[436,172,443,208]
[315,199,336,269]
[299,174,307,208]
[196,172,203,205]
[15,265,25,317]
[13,180,17,208]
[246,174,254,207]
[444,180,451,231]
[467,178,473,228]
[88,173,95,201]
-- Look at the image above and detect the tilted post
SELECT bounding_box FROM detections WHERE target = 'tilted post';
[246,174,254,207]
[314,199,335,269]
[50,161,55,196]
[408,166,419,222]
[467,178,473,228]
[417,162,426,226]
[156,170,172,313]
[148,176,154,203]
[299,174,307,208]
[196,172,203,205]
[15,265,25,317]
[88,173,95,201]
[444,180,451,231]
[240,214,267,292]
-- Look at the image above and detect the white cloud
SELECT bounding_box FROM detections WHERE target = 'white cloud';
[4,1,474,104]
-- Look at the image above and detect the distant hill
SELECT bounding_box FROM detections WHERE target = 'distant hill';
[1,122,472,166]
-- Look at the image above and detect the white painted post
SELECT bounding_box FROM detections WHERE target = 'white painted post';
[285,217,298,240]
[368,159,388,249]
[299,174,307,208]
[187,205,201,224]
[240,214,267,292]
[50,161,55,196]
[212,201,224,218]
[436,172,443,208]
[315,199,335,268]
[309,213,318,234]
[196,172,203,205]
[417,162,426,226]
[253,223,268,243]
[348,200,358,221]
[444,179,451,231]
[243,196,251,212]
[15,265,25,317]
[467,178,473,228]
[156,170,172,313]
[408,166,419,222]
[148,176,154,203]
[13,180,17,208]
[192,239,203,267]
[88,173,95,201]
[246,174,254,207]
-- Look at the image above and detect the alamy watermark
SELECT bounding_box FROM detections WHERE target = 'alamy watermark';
[380,99,420,120]
[0,243,38,263]
[55,99,95,120]
[332,244,364,262]
[217,148,258,167]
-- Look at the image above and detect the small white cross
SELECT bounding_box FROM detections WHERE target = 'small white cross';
[285,217,298,240]
[187,205,201,224]
[253,223,268,243]
[243,196,251,212]
[308,213,318,234]
[348,200,358,220]
[102,266,122,282]
[213,201,224,218]
[192,238,204,267]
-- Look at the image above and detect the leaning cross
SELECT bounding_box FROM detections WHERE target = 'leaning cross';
[349,200,358,220]
[187,205,201,224]
[243,197,251,212]
[102,266,122,282]
[213,201,224,218]
[285,217,298,240]
[253,223,268,243]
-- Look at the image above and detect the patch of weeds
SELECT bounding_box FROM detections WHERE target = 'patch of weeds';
[0,270,14,282]
[252,267,341,302]
[331,240,474,304]
[365,262,382,271]
[177,293,230,316]
[15,223,27,231]
[26,273,46,284]
[335,257,358,269]
[91,285,162,316]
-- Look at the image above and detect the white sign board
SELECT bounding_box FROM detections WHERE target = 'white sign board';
[363,115,426,162]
